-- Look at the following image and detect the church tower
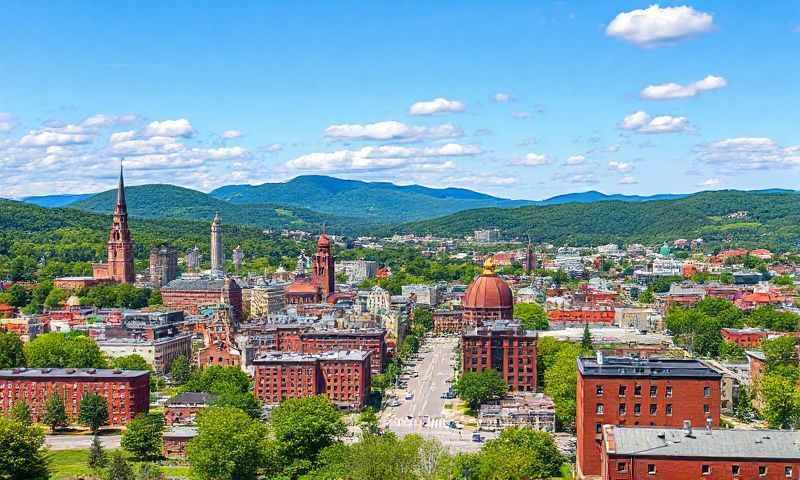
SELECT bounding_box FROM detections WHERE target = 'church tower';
[312,229,335,300]
[210,213,224,276]
[106,165,135,283]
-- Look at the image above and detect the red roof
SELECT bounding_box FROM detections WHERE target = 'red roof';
[286,280,319,294]
[462,274,513,310]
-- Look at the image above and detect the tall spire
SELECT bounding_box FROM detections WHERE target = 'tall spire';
[116,160,127,209]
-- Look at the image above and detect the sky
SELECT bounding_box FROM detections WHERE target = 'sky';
[0,1,799,200]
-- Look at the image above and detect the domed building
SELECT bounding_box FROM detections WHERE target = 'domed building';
[462,257,514,327]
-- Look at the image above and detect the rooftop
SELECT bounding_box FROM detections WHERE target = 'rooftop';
[167,391,217,406]
[0,367,149,380]
[605,425,800,460]
[163,426,198,439]
[162,277,226,291]
[578,356,721,379]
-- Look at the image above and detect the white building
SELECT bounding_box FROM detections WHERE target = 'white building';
[336,260,379,284]
[401,284,439,306]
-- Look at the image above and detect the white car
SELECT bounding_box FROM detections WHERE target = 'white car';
[405,393,414,400]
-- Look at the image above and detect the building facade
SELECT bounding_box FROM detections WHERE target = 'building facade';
[300,329,386,375]
[433,309,465,335]
[149,246,178,287]
[462,258,513,326]
[161,277,243,321]
[461,321,537,392]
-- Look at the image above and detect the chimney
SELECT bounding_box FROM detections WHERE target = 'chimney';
[683,420,692,437]
[596,351,604,366]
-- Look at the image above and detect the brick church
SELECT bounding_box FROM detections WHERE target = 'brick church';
[285,231,335,304]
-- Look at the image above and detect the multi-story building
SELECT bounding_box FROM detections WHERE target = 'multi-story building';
[366,286,391,314]
[0,368,149,426]
[473,228,501,243]
[577,356,722,479]
[401,284,439,306]
[337,260,379,284]
[164,392,216,426]
[462,258,513,326]
[248,283,287,317]
[149,246,178,288]
[300,329,386,375]
[433,309,465,335]
[547,308,615,327]
[601,425,800,480]
[0,315,44,342]
[721,327,770,348]
[462,320,537,392]
[478,392,556,432]
[98,334,192,374]
[161,277,243,321]
[253,350,371,410]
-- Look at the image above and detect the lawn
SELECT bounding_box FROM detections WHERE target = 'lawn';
[48,449,191,479]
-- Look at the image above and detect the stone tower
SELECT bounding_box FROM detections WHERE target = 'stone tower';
[105,165,135,283]
[210,213,224,276]
[312,230,335,300]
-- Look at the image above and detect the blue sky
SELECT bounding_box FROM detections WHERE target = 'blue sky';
[0,1,798,199]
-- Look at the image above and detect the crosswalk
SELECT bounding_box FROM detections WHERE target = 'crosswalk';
[388,416,450,429]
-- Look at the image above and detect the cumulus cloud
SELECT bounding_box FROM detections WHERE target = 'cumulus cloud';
[110,130,137,143]
[619,175,638,185]
[324,121,462,141]
[285,143,481,172]
[260,143,283,153]
[699,178,722,188]
[696,137,800,170]
[609,160,634,173]
[512,153,549,166]
[620,111,690,134]
[0,113,17,132]
[408,97,465,116]
[18,131,93,147]
[141,118,194,138]
[493,92,512,103]
[606,5,714,47]
[641,75,727,100]
[565,155,585,166]
[222,129,243,139]
[80,114,138,129]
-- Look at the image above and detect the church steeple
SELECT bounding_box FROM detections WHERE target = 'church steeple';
[99,160,135,283]
[116,162,127,210]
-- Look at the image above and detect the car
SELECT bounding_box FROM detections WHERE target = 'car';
[411,372,419,378]
[405,393,414,400]
[471,432,482,442]
[448,420,458,429]
[388,400,401,407]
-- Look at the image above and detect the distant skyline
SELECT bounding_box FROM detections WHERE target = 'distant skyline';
[1,1,798,199]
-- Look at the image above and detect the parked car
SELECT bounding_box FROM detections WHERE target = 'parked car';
[472,432,482,442]
[405,393,414,400]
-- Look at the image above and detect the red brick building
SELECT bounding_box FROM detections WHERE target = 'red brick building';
[601,425,800,480]
[286,232,336,305]
[161,277,243,321]
[721,327,769,348]
[299,329,386,375]
[462,258,514,327]
[91,165,135,284]
[164,392,216,426]
[163,426,197,458]
[547,308,615,326]
[0,367,149,426]
[253,350,371,410]
[461,321,537,392]
[432,309,465,335]
[577,356,722,479]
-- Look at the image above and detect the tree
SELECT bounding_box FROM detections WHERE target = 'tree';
[9,400,32,425]
[0,331,26,369]
[170,354,191,384]
[137,462,165,480]
[762,336,798,366]
[3,284,31,307]
[475,427,564,479]
[148,289,163,307]
[719,340,746,361]
[581,323,593,350]
[357,408,380,436]
[719,272,734,285]
[42,393,69,433]
[79,393,109,433]
[122,413,165,460]
[638,288,655,304]
[735,385,756,422]
[88,434,107,470]
[103,451,135,480]
[211,391,263,419]
[24,332,107,369]
[0,415,49,480]
[268,395,347,476]
[454,369,508,412]
[112,354,151,371]
[513,303,549,330]
[759,374,800,429]
[772,274,795,287]
[543,343,581,428]
[181,365,251,395]
[187,406,268,480]
[413,307,433,331]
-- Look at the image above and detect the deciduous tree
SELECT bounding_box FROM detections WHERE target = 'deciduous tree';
[454,369,507,411]
[0,415,49,480]
[121,413,164,460]
[79,393,109,433]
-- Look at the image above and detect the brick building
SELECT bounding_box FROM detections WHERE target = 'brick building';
[0,368,149,426]
[577,356,722,479]
[721,327,769,348]
[163,426,197,458]
[547,308,615,327]
[90,165,135,284]
[461,258,513,327]
[432,309,465,335]
[164,392,216,426]
[461,320,537,392]
[601,425,800,480]
[253,350,371,410]
[149,245,178,287]
[161,277,243,321]
[299,329,386,375]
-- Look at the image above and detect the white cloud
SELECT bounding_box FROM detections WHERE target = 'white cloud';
[606,5,714,47]
[141,118,194,138]
[445,175,517,186]
[423,143,482,156]
[641,75,727,100]
[0,113,17,132]
[511,111,531,119]
[620,111,690,134]
[609,160,634,173]
[699,178,722,188]
[567,174,598,184]
[80,114,138,129]
[696,137,800,170]
[512,153,549,166]
[565,154,585,166]
[110,130,137,143]
[324,121,462,141]
[18,131,93,147]
[260,143,283,153]
[408,97,465,116]
[222,129,243,139]
[493,92,512,103]
[619,175,638,185]
[111,136,184,156]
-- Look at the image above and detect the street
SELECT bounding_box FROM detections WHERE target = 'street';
[45,433,122,450]
[380,336,497,452]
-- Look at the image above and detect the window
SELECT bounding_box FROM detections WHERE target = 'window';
[759,466,767,476]
[785,466,792,477]
[596,385,604,396]
[634,403,641,416]
[732,465,740,476]
[596,404,605,415]
[702,464,711,475]
[704,404,710,414]
[649,404,657,415]
[666,404,673,415]
[648,464,656,475]
[619,385,627,396]
[595,423,602,433]
[650,385,657,397]
[619,404,626,415]
[634,384,642,396]
[617,462,627,473]
[704,386,712,398]
[666,386,673,398]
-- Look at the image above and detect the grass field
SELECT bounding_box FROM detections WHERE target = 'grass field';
[48,449,191,479]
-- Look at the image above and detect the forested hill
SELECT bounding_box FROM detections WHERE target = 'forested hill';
[69,184,369,235]
[399,190,800,250]
[209,175,532,222]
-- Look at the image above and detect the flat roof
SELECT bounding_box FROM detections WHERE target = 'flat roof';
[606,426,800,460]
[0,368,149,380]
[578,357,721,380]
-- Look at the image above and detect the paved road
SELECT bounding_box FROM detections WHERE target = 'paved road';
[381,336,497,452]
[45,433,121,450]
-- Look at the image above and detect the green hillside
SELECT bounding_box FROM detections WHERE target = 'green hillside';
[210,175,532,222]
[400,190,800,251]
[70,184,370,235]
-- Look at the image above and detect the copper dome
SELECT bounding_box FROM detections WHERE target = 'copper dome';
[462,257,513,309]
